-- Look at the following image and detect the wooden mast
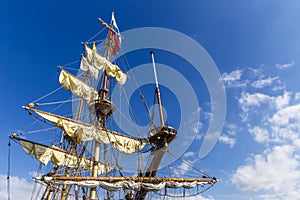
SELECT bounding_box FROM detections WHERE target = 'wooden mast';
[134,52,169,200]
[150,51,165,126]
[90,16,115,199]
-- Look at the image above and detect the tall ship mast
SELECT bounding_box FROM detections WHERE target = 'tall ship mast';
[9,12,217,200]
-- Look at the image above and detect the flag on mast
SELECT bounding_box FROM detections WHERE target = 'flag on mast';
[110,12,121,55]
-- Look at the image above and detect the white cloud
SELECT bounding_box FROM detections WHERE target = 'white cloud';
[244,100,300,144]
[221,69,247,88]
[231,145,300,198]
[272,79,286,91]
[183,107,202,134]
[238,91,291,122]
[173,152,198,176]
[219,135,236,148]
[222,69,243,82]
[239,92,271,113]
[181,107,203,147]
[248,67,262,76]
[248,126,269,143]
[275,61,295,69]
[251,77,278,88]
[225,123,238,136]
[269,104,300,126]
[233,86,300,199]
[295,92,300,101]
[183,151,196,158]
[174,161,193,176]
[270,104,300,126]
[0,174,33,200]
[273,91,291,109]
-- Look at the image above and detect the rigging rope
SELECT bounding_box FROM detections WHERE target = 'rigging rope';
[61,60,81,68]
[113,48,151,123]
[113,102,140,135]
[31,163,43,200]
[120,86,142,137]
[32,87,63,104]
[36,98,80,106]
[7,140,11,200]
[87,27,106,42]
[165,149,212,178]
[153,182,215,198]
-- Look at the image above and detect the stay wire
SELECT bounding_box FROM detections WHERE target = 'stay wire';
[32,86,63,104]
[36,98,80,106]
[86,27,106,43]
[166,149,212,178]
[116,49,151,120]
[120,86,142,137]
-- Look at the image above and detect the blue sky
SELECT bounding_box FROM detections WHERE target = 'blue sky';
[1,0,300,199]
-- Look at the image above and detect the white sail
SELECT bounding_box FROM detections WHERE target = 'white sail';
[26,107,148,154]
[84,44,127,85]
[80,55,99,80]
[59,68,99,102]
[20,139,110,174]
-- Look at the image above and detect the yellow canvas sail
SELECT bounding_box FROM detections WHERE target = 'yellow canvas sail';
[25,107,148,154]
[84,44,127,85]
[19,139,110,174]
[59,68,99,102]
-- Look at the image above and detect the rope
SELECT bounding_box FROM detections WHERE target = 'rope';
[120,52,151,120]
[61,60,81,68]
[165,149,212,178]
[86,27,106,42]
[23,127,57,134]
[153,183,215,198]
[32,87,63,103]
[113,102,140,135]
[170,166,207,177]
[31,163,43,199]
[121,86,142,137]
[7,140,11,200]
[36,98,80,106]
[25,112,61,142]
[112,48,151,123]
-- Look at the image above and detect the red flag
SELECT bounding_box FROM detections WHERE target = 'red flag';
[110,12,122,55]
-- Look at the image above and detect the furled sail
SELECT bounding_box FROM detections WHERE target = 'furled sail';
[25,106,148,154]
[49,180,203,191]
[59,68,99,102]
[18,139,110,174]
[40,176,216,191]
[84,44,127,85]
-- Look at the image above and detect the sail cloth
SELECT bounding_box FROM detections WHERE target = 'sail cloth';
[26,107,148,154]
[59,68,99,102]
[80,55,99,80]
[84,44,127,85]
[19,139,110,174]
[45,180,206,191]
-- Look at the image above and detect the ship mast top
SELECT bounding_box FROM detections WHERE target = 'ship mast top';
[150,51,165,126]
